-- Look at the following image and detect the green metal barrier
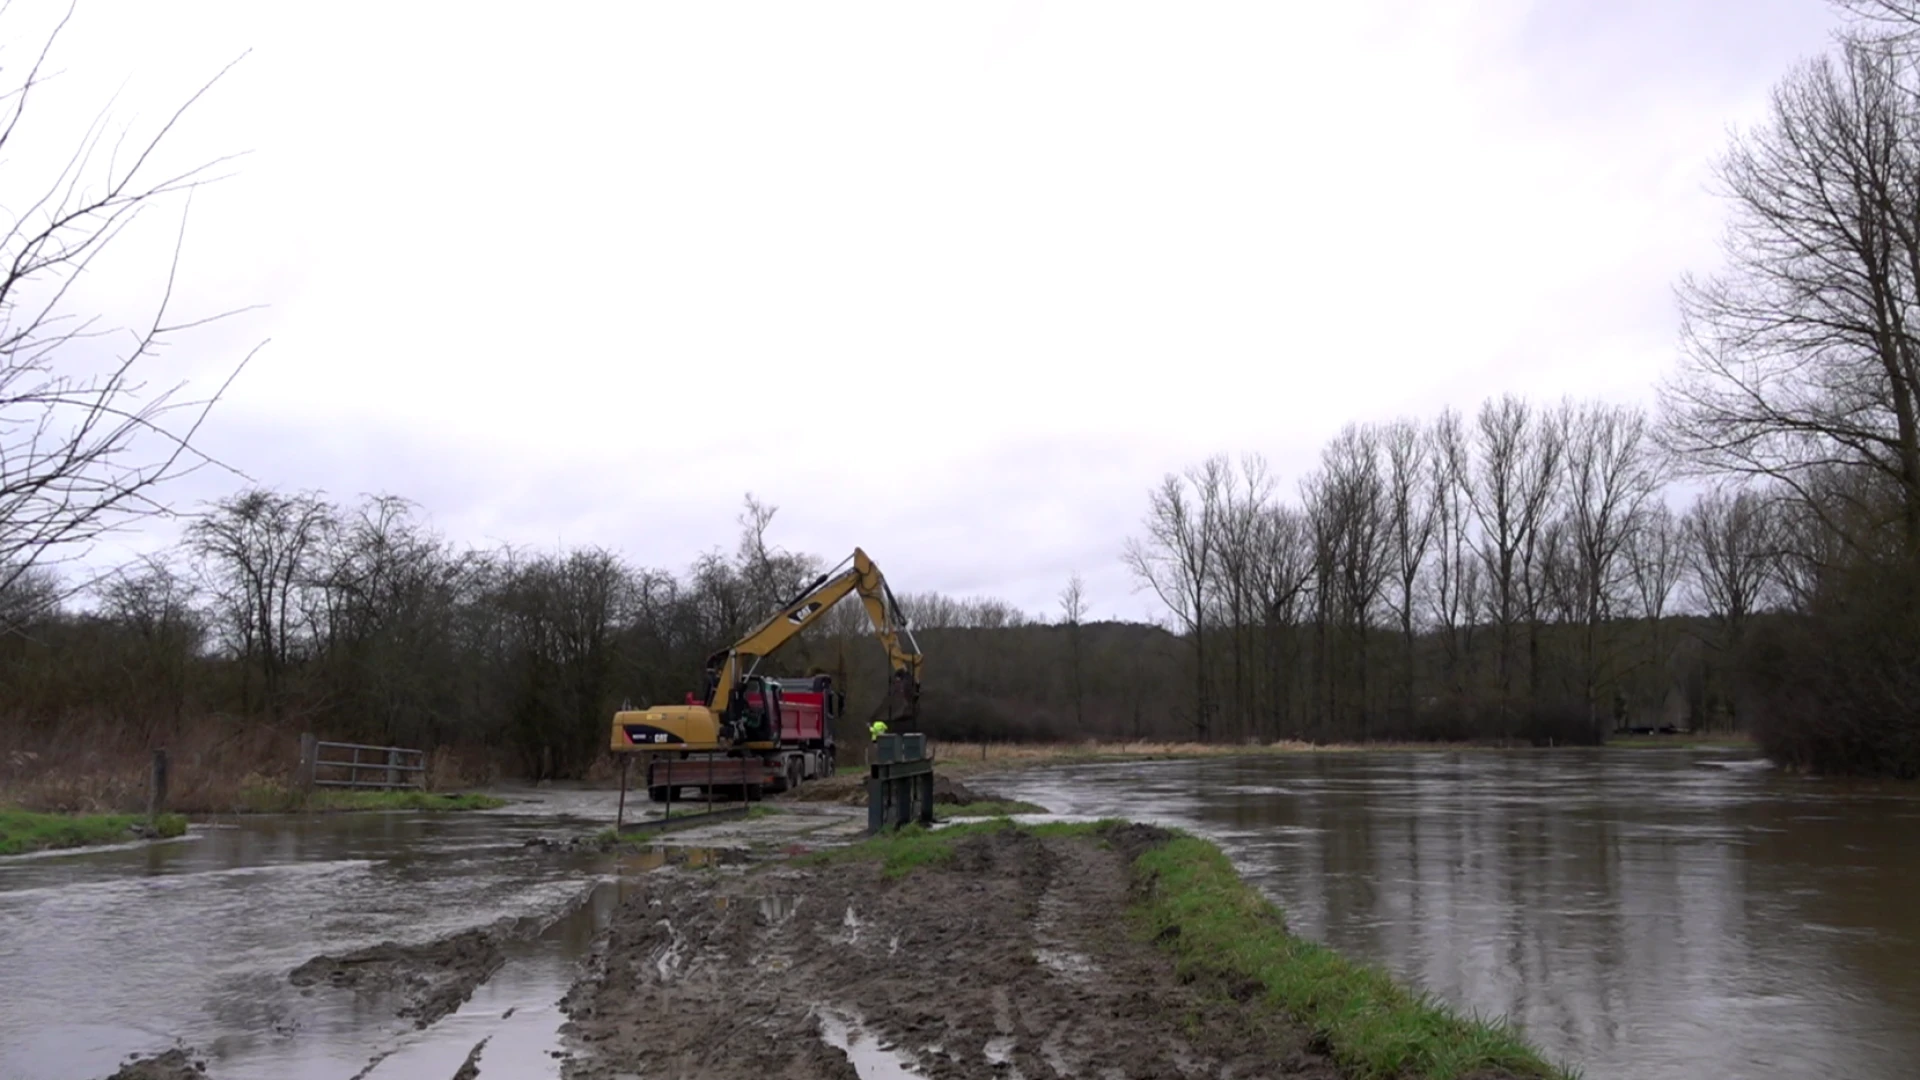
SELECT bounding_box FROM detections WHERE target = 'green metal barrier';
[867,733,934,834]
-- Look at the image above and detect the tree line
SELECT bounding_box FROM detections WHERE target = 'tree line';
[1120,398,1785,749]
[1115,2,1920,778]
[0,491,1153,778]
[10,3,1920,781]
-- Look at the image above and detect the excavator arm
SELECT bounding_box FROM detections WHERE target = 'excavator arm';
[707,547,922,717]
[611,546,922,753]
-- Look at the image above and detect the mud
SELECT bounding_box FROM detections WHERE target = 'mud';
[556,824,1344,1080]
[289,924,510,1029]
[99,1048,207,1079]
[451,1037,489,1080]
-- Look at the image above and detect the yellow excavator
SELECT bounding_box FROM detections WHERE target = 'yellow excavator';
[609,547,922,799]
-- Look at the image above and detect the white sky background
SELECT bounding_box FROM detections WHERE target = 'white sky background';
[8,0,1846,622]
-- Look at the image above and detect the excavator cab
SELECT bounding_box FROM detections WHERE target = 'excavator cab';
[729,674,780,744]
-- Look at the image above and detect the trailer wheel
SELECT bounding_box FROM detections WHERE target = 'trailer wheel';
[647,786,670,803]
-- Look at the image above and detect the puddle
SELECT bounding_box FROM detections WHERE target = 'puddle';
[1034,946,1097,976]
[616,845,732,872]
[814,1007,925,1080]
[758,893,799,924]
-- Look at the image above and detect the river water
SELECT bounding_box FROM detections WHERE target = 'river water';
[5,755,1915,1080]
[984,748,1920,1080]
[0,789,652,1080]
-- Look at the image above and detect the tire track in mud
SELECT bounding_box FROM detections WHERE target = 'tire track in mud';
[556,826,1346,1080]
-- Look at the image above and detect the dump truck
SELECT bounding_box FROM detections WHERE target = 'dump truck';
[609,546,922,801]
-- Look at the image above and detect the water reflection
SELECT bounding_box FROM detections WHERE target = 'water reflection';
[984,749,1920,1080]
[0,808,614,1080]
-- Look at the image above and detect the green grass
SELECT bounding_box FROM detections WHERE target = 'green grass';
[238,783,506,813]
[0,811,187,856]
[813,819,1569,1079]
[938,799,1048,817]
[1134,836,1573,1080]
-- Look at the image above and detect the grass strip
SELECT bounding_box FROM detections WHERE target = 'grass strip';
[1134,835,1573,1080]
[819,819,1572,1079]
[0,810,187,855]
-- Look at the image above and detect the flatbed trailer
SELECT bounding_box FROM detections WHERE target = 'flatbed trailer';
[645,747,832,801]
[639,675,838,801]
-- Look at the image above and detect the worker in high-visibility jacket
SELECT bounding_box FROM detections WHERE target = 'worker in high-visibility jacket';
[869,719,889,741]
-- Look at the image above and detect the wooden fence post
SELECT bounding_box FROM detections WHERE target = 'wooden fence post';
[387,747,402,789]
[296,733,318,792]
[147,749,168,823]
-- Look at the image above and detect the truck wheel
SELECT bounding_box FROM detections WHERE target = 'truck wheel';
[787,760,802,791]
[647,786,670,803]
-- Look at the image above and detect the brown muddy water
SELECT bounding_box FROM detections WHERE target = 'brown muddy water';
[0,788,803,1080]
[6,755,1916,1080]
[982,748,1920,1080]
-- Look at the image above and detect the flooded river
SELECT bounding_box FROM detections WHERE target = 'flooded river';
[985,748,1920,1080]
[5,754,1915,1080]
[0,789,641,1080]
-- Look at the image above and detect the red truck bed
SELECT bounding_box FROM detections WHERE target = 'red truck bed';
[744,687,827,745]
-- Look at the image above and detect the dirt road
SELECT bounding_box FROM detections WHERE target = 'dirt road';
[556,824,1343,1080]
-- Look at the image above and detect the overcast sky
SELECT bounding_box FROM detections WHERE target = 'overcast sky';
[12,0,1848,622]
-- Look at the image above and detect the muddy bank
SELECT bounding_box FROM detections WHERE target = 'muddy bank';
[556,824,1343,1080]
[288,908,567,1030]
[100,1048,206,1080]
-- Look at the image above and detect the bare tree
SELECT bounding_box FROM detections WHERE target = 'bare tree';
[1560,401,1660,723]
[1253,503,1313,738]
[1303,425,1388,738]
[97,554,204,732]
[1660,35,1920,555]
[735,493,820,615]
[1467,395,1560,719]
[1627,503,1684,624]
[1381,417,1437,718]
[1124,456,1226,739]
[0,12,254,611]
[1426,407,1479,698]
[188,489,335,717]
[1625,501,1684,713]
[1208,454,1275,738]
[1058,572,1086,730]
[1834,1,1920,32]
[1682,489,1777,646]
[1764,485,1850,612]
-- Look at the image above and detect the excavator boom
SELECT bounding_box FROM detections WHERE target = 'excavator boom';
[610,547,922,753]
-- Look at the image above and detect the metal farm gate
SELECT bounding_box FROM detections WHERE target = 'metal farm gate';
[296,734,426,791]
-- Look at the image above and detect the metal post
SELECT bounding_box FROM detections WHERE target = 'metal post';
[296,734,318,792]
[867,776,883,834]
[147,749,168,823]
[387,747,402,790]
[616,755,630,830]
